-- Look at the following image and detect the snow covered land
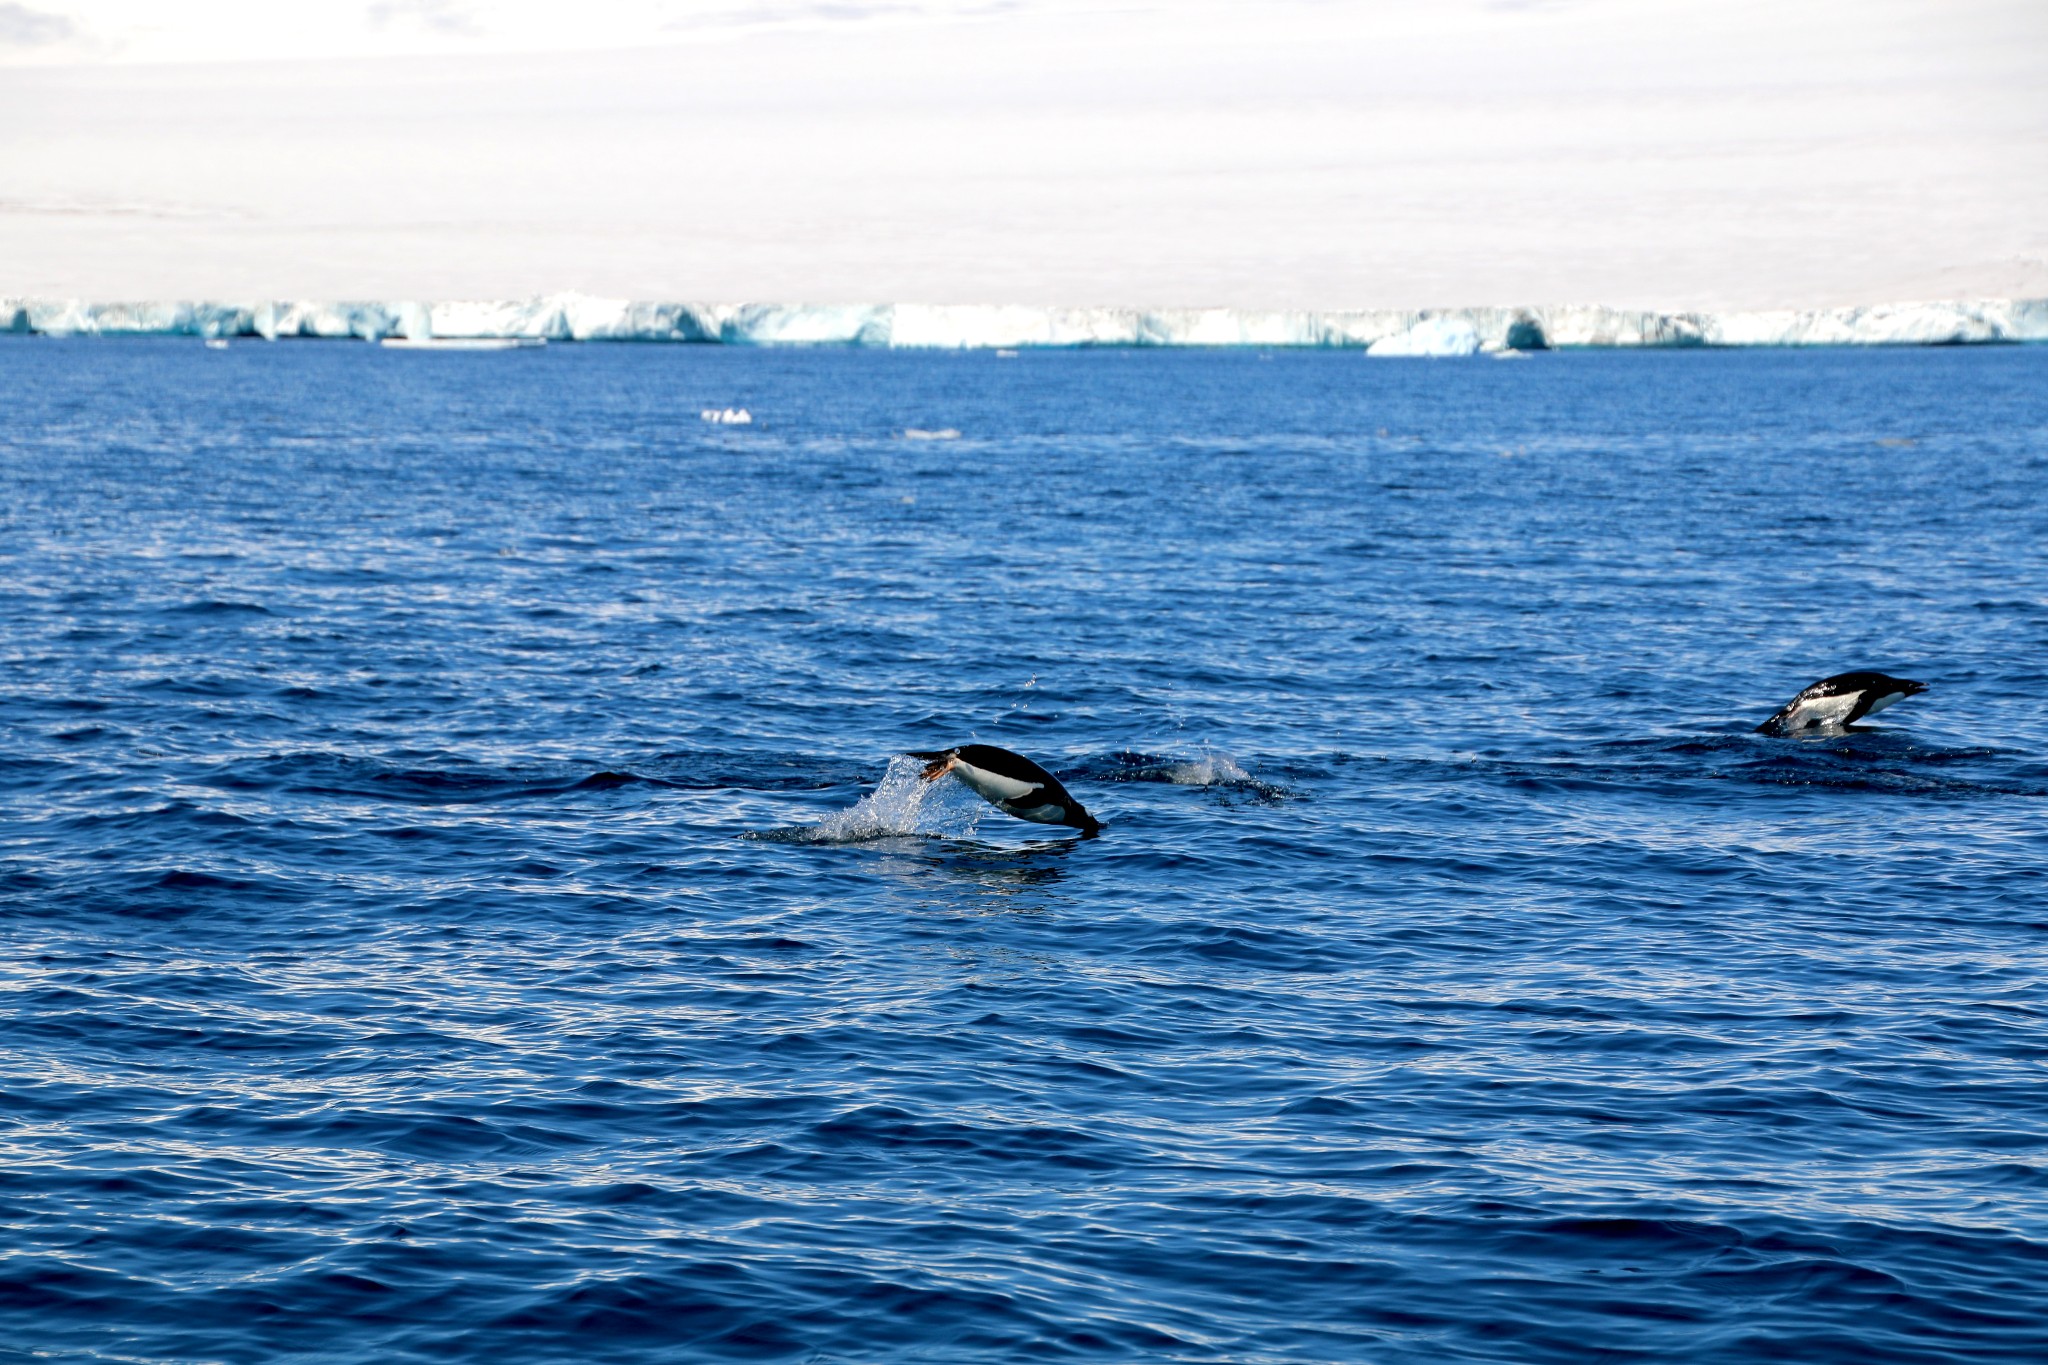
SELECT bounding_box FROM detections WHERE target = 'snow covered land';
[6,4,2042,314]
[5,296,2043,352]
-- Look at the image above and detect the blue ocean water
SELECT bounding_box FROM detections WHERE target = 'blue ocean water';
[2,337,2046,1363]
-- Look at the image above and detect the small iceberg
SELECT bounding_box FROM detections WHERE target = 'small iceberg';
[700,408,753,425]
[380,337,545,351]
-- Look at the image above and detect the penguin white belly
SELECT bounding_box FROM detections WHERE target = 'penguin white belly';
[1783,692,1861,729]
[1862,690,1905,716]
[948,760,1040,805]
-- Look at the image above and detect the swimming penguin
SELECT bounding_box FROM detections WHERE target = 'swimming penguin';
[908,744,1103,834]
[1756,671,1928,735]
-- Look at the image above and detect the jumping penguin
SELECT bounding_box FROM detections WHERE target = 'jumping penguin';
[909,744,1103,834]
[1757,671,1928,735]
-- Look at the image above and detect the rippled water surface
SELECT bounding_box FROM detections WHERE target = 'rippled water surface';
[3,339,2047,1363]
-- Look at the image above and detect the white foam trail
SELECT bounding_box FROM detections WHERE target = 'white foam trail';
[808,755,987,842]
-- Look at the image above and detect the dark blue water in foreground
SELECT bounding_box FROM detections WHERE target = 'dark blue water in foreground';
[3,339,2047,1363]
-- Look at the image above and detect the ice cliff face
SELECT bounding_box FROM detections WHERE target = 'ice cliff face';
[1366,317,1484,357]
[3,294,2043,350]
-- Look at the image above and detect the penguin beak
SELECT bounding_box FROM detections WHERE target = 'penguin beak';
[919,756,956,782]
[1900,680,1928,696]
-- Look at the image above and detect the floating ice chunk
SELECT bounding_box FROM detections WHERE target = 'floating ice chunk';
[700,407,753,425]
[903,428,960,440]
[382,336,543,351]
[1367,316,1483,357]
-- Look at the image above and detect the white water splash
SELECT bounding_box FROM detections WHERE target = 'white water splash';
[807,755,988,843]
[1159,753,1253,786]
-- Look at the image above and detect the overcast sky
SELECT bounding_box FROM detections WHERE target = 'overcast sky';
[2,0,2043,307]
